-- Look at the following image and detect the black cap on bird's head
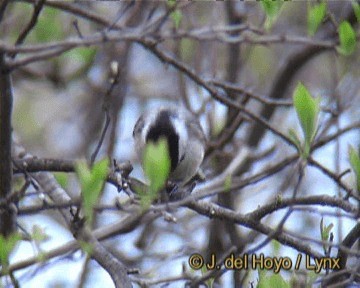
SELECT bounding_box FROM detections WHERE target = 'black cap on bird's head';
[146,109,179,172]
[133,106,206,185]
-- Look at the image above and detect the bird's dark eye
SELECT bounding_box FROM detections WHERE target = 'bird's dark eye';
[146,110,179,171]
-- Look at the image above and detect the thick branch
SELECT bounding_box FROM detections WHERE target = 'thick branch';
[187,200,323,259]
[74,226,132,288]
[338,222,360,269]
[13,158,75,173]
[248,195,358,220]
[11,143,135,286]
[12,157,133,191]
[322,223,360,286]
[0,53,15,237]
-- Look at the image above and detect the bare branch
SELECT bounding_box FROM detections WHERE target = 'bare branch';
[10,143,135,286]
[0,53,15,237]
[210,80,293,107]
[246,1,357,148]
[73,221,132,288]
[11,0,46,58]
[13,158,76,173]
[90,61,122,165]
[4,211,150,275]
[308,158,359,201]
[0,0,10,23]
[186,200,323,259]
[248,195,358,221]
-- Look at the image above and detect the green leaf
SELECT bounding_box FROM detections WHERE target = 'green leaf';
[320,218,334,241]
[31,225,49,243]
[272,240,281,255]
[201,265,214,288]
[0,233,21,273]
[142,138,171,209]
[60,47,97,79]
[171,9,182,29]
[352,2,360,24]
[257,268,267,287]
[305,271,319,288]
[323,224,334,241]
[260,0,283,30]
[75,158,109,225]
[257,270,290,288]
[320,218,334,256]
[349,145,360,192]
[308,2,327,36]
[224,174,232,193]
[54,172,68,189]
[288,128,302,153]
[73,47,97,64]
[79,240,94,255]
[32,7,63,42]
[206,276,214,288]
[76,161,91,191]
[167,0,176,8]
[266,273,290,288]
[337,21,356,56]
[37,251,47,262]
[167,0,182,29]
[293,83,320,158]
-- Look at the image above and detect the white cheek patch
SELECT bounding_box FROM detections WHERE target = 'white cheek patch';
[171,116,188,159]
[141,113,157,144]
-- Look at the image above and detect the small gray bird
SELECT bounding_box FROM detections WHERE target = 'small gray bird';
[133,106,206,186]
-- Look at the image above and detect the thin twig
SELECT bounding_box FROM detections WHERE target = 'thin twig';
[90,110,111,165]
[243,162,305,255]
[11,0,46,58]
[72,19,83,38]
[0,0,10,23]
[140,39,296,148]
[248,194,358,221]
[308,158,359,201]
[186,200,323,259]
[210,80,293,107]
[90,61,121,165]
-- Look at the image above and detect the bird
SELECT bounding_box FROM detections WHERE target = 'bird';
[133,106,206,192]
